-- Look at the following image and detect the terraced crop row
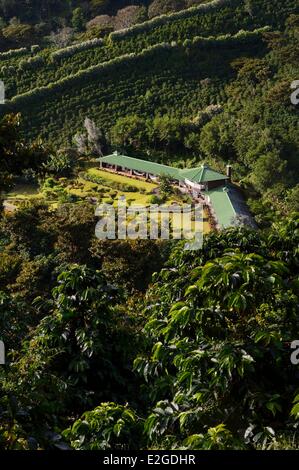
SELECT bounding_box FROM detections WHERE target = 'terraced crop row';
[1,0,297,99]
[1,30,266,146]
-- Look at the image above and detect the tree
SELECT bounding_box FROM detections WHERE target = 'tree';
[43,150,78,177]
[148,0,186,19]
[63,402,143,450]
[0,201,53,256]
[132,217,299,448]
[200,115,236,161]
[286,185,299,213]
[84,117,105,157]
[0,264,141,446]
[74,118,106,157]
[74,132,87,156]
[150,115,184,153]
[90,239,164,291]
[159,174,173,197]
[49,26,73,47]
[114,6,147,31]
[111,115,147,151]
[71,7,85,32]
[251,152,287,193]
[86,14,114,35]
[47,203,96,263]
[0,114,48,198]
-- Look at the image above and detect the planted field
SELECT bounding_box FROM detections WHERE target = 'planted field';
[1,30,266,146]
[1,0,297,100]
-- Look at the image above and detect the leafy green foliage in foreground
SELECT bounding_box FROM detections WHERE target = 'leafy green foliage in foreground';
[1,211,299,449]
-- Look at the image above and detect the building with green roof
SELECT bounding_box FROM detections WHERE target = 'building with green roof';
[206,186,256,229]
[97,153,254,230]
[179,166,229,188]
[206,187,237,229]
[98,152,229,190]
[98,153,180,181]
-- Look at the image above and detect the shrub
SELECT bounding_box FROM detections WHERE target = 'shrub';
[30,45,40,53]
[83,172,139,193]
[18,56,45,71]
[149,194,166,204]
[63,403,142,450]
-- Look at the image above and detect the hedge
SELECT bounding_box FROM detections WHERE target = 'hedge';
[18,56,45,71]
[51,38,104,61]
[0,47,28,60]
[7,28,266,109]
[109,0,236,42]
[0,27,266,145]
[184,26,270,48]
[9,43,175,107]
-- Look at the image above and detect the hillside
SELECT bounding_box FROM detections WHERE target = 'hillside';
[0,0,298,222]
[3,29,267,143]
[1,0,297,100]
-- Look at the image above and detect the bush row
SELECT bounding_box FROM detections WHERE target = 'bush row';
[9,43,175,107]
[82,172,140,193]
[183,26,270,48]
[2,0,293,100]
[0,47,28,60]
[1,65,15,74]
[7,28,266,109]
[109,0,235,41]
[0,27,263,145]
[31,45,40,53]
[51,38,104,61]
[18,56,45,71]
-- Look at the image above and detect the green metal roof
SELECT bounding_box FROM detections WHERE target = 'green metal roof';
[206,187,237,228]
[99,154,180,179]
[98,154,227,184]
[180,165,227,183]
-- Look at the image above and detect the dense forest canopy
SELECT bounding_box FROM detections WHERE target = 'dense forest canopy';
[0,1,207,23]
[0,0,299,453]
[0,0,212,48]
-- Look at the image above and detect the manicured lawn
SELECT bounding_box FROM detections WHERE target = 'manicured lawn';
[103,192,152,206]
[67,177,152,205]
[87,168,158,192]
[67,178,99,197]
[4,176,211,233]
